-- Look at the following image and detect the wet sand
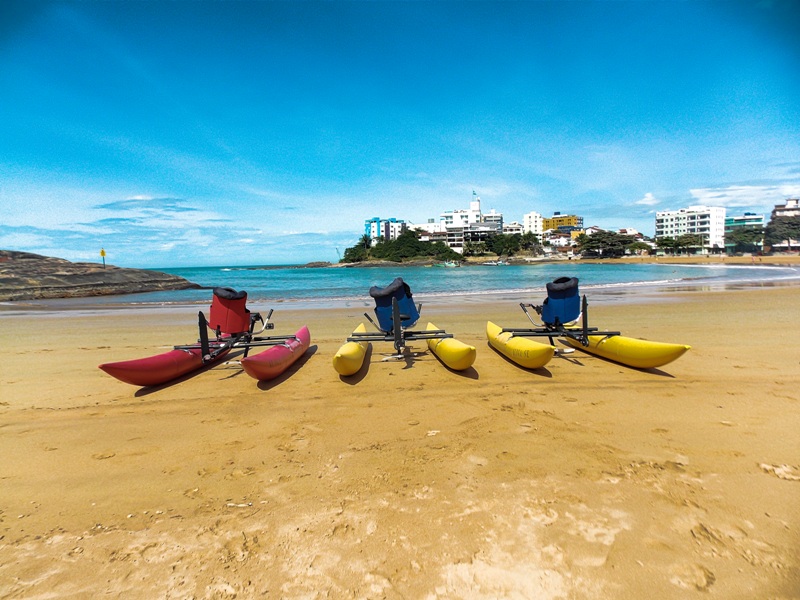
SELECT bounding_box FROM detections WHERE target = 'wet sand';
[1,285,798,598]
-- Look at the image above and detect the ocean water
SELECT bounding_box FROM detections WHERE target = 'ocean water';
[92,261,800,308]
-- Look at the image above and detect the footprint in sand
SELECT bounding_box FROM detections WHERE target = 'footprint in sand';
[224,467,256,480]
[670,563,716,591]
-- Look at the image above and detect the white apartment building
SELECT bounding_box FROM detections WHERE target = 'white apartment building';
[364,217,406,244]
[618,228,641,238]
[523,211,543,237]
[546,232,575,248]
[769,198,799,250]
[421,194,504,253]
[446,222,502,252]
[482,209,503,229]
[411,218,445,236]
[440,195,483,228]
[503,221,524,235]
[655,205,726,250]
[772,198,800,218]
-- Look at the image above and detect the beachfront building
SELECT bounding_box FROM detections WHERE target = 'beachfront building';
[417,192,505,253]
[545,231,576,249]
[482,209,504,229]
[364,217,407,245]
[768,198,800,251]
[772,198,800,218]
[618,228,642,239]
[503,221,524,235]
[724,212,765,253]
[542,212,584,232]
[440,193,483,228]
[726,213,765,229]
[523,211,544,237]
[446,222,502,252]
[655,205,726,252]
[414,220,449,245]
[424,230,449,245]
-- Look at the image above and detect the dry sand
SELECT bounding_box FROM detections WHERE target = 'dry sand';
[1,285,798,599]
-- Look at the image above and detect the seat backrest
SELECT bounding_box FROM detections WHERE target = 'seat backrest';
[541,277,580,326]
[368,277,420,332]
[208,287,251,335]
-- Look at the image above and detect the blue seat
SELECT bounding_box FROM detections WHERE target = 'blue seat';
[541,277,580,327]
[369,277,420,332]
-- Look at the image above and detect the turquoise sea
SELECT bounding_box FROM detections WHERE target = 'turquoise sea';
[73,261,800,309]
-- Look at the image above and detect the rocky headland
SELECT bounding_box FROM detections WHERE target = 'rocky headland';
[0,250,201,301]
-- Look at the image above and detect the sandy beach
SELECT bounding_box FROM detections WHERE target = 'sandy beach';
[1,284,798,598]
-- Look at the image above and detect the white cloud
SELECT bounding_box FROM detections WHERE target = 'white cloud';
[689,184,800,211]
[635,192,660,206]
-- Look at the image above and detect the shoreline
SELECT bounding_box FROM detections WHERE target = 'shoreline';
[2,265,799,317]
[2,254,798,315]
[332,253,800,268]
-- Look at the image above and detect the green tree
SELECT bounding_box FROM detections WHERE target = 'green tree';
[575,231,633,257]
[430,241,460,261]
[340,230,460,263]
[626,241,652,254]
[656,237,678,255]
[487,233,522,256]
[391,230,426,260]
[675,234,705,254]
[342,244,367,263]
[725,227,764,253]
[764,216,800,249]
[519,231,540,252]
[463,240,489,257]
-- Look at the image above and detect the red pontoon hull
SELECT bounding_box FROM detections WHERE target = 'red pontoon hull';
[240,326,310,381]
[99,346,231,387]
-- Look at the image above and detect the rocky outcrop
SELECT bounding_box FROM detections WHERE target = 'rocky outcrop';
[0,250,201,301]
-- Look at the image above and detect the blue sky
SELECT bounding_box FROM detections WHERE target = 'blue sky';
[1,0,799,267]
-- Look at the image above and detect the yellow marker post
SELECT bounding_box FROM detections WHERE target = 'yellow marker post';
[100,248,106,269]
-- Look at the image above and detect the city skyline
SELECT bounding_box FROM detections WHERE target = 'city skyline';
[2,1,799,267]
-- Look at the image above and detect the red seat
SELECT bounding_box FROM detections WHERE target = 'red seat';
[208,287,251,335]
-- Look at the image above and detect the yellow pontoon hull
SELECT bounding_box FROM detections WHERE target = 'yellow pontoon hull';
[333,323,368,375]
[562,334,690,369]
[486,321,555,369]
[426,322,476,371]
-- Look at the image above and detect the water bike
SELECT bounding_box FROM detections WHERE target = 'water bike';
[99,287,310,386]
[333,277,476,375]
[489,276,690,370]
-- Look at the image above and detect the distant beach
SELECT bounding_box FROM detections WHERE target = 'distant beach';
[3,255,799,315]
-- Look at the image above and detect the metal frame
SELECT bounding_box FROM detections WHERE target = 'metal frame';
[502,295,620,347]
[346,296,452,357]
[174,307,302,364]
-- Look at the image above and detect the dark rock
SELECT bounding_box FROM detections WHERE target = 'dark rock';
[0,250,201,301]
[302,261,333,268]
